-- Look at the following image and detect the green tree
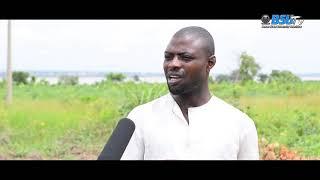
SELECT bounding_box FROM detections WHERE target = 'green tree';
[230,69,240,83]
[58,75,79,85]
[13,71,29,85]
[269,70,301,83]
[238,52,261,83]
[106,72,126,82]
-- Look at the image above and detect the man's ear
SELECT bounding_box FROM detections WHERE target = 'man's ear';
[207,55,216,73]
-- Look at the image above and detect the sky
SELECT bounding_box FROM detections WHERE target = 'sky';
[0,20,319,76]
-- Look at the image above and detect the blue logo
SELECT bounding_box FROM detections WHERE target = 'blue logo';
[261,14,303,28]
[271,15,295,25]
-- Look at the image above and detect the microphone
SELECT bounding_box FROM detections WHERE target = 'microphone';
[97,118,135,160]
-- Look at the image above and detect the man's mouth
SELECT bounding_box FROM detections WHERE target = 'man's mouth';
[167,74,183,85]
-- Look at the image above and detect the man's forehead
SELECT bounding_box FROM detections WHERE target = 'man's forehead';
[165,35,205,54]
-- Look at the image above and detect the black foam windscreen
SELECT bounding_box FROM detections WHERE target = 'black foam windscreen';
[97,118,135,160]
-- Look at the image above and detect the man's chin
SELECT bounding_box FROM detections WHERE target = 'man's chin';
[168,85,185,95]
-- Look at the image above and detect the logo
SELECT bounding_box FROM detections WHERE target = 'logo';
[261,14,270,25]
[261,14,303,28]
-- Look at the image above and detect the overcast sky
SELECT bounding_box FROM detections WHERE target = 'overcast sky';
[0,20,319,75]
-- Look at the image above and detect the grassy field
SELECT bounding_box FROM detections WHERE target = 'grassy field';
[0,81,319,159]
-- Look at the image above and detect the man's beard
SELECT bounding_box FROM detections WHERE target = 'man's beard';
[167,79,202,95]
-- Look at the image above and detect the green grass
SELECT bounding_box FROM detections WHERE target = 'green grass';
[237,95,320,157]
[0,81,319,159]
[0,97,120,159]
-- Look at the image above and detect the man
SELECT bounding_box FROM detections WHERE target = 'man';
[121,26,259,160]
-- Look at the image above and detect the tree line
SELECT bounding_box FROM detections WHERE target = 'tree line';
[212,52,301,84]
[1,51,301,86]
[0,71,131,86]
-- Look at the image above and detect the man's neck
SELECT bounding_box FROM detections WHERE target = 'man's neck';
[171,87,211,124]
[172,89,211,109]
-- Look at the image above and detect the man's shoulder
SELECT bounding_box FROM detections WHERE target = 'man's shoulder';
[127,93,172,121]
[131,93,171,112]
[211,95,255,126]
[211,95,241,114]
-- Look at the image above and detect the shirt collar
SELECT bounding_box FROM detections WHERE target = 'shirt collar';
[168,93,214,121]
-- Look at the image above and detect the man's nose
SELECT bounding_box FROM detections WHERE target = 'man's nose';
[168,56,182,70]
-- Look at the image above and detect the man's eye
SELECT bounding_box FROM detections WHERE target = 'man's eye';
[181,56,192,61]
[164,55,172,61]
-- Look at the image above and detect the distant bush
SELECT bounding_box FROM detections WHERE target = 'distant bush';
[39,79,49,86]
[269,70,301,83]
[58,75,79,86]
[133,75,140,81]
[106,73,126,82]
[30,76,36,84]
[208,76,215,84]
[13,71,29,85]
[258,73,269,83]
[215,74,231,83]
[0,78,5,87]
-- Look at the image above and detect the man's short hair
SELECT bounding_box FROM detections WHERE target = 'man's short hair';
[173,26,215,56]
